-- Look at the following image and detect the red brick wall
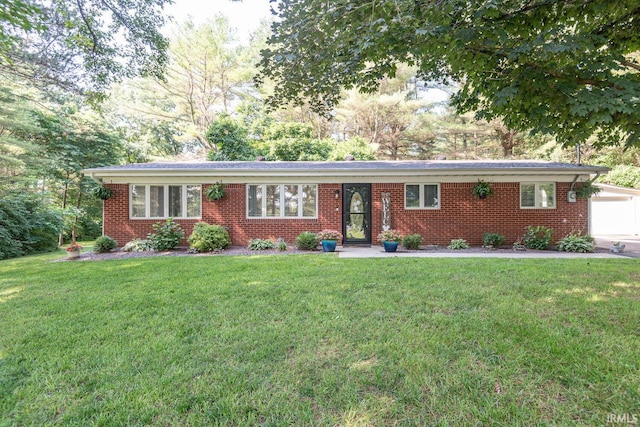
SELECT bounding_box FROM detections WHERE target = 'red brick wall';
[103,181,588,247]
[371,182,587,245]
[102,184,202,246]
[103,183,342,247]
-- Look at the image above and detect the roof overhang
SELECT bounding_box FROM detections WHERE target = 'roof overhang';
[83,160,609,185]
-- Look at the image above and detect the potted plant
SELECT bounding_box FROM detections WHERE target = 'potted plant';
[377,229,403,252]
[316,229,342,252]
[92,185,114,200]
[205,181,225,201]
[610,241,625,253]
[472,180,494,199]
[66,242,82,259]
[575,181,601,199]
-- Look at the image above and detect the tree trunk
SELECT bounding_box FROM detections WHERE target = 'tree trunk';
[72,187,83,243]
[496,127,518,157]
[58,173,69,246]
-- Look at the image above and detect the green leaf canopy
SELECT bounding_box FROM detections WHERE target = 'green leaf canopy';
[259,0,640,148]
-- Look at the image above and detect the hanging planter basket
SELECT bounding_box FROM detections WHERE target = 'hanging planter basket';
[205,182,225,201]
[472,180,494,199]
[575,181,601,199]
[92,185,114,200]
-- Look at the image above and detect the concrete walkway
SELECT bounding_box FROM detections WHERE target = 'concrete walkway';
[335,235,640,259]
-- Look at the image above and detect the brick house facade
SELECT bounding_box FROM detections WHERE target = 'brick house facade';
[85,160,607,247]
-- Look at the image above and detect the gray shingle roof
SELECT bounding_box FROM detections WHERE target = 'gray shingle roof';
[84,160,608,173]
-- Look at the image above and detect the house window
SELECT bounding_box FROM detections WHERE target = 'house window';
[520,183,556,208]
[247,184,317,218]
[405,184,440,209]
[130,184,201,218]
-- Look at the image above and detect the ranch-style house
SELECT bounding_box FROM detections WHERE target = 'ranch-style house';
[83,160,608,247]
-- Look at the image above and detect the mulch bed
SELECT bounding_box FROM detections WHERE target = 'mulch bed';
[62,244,615,262]
[65,246,311,261]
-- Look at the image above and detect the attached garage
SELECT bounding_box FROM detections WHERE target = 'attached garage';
[591,184,640,235]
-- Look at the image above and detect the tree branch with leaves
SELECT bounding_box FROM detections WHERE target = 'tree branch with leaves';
[259,0,640,149]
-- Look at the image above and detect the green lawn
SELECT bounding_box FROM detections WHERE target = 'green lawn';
[1,251,639,426]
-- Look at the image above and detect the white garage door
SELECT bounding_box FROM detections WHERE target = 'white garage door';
[591,198,639,235]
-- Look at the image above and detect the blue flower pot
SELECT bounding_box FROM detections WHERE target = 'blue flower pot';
[321,240,338,252]
[383,241,399,252]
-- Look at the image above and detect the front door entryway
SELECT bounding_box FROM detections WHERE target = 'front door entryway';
[342,184,371,245]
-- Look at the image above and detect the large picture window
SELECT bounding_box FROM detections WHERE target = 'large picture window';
[520,183,556,209]
[130,184,201,218]
[247,184,317,218]
[405,184,440,209]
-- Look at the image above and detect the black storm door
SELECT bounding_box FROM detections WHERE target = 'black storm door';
[342,184,371,245]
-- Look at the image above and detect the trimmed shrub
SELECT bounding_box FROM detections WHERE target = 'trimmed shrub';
[122,239,154,252]
[521,225,553,250]
[188,222,231,252]
[147,218,184,251]
[403,233,422,250]
[295,231,318,250]
[248,238,276,250]
[482,232,505,248]
[556,233,596,253]
[447,239,469,250]
[94,236,117,253]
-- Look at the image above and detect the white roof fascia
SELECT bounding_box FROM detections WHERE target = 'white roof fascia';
[93,172,595,185]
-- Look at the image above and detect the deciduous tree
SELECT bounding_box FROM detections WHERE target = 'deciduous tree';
[260,0,640,149]
[1,0,170,99]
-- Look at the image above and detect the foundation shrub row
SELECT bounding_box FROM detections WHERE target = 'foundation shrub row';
[115,219,595,253]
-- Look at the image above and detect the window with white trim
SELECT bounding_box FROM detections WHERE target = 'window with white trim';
[130,184,201,218]
[247,184,317,218]
[520,183,556,208]
[405,184,440,209]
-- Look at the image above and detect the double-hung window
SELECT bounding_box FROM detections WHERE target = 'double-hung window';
[130,184,201,218]
[247,184,317,218]
[405,184,440,209]
[520,183,556,208]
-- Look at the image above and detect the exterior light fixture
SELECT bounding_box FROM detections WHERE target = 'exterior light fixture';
[334,189,340,199]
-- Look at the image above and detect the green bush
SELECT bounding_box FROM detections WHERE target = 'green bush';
[122,239,154,252]
[447,239,469,250]
[521,225,553,250]
[277,238,287,251]
[147,218,184,251]
[248,238,277,250]
[187,222,231,252]
[403,233,422,250]
[482,232,505,248]
[94,236,117,253]
[601,165,640,189]
[295,232,318,251]
[556,233,596,253]
[0,195,62,259]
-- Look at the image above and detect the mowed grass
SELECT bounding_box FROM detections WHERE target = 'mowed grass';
[1,251,639,426]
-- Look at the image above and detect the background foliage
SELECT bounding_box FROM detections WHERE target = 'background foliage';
[3,2,640,260]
